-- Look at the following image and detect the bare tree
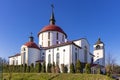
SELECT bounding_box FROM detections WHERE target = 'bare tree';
[106,53,116,76]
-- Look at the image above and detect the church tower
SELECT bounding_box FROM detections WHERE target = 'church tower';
[38,5,67,47]
[93,38,105,66]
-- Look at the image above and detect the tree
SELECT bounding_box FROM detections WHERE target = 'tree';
[106,53,116,76]
[35,62,42,73]
[51,62,55,73]
[47,63,52,73]
[70,63,75,73]
[26,66,30,73]
[23,63,27,73]
[30,63,34,72]
[85,63,91,74]
[42,61,46,73]
[75,60,82,73]
[55,64,60,73]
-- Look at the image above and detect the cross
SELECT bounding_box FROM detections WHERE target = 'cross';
[30,32,33,36]
[51,4,54,11]
[51,4,54,9]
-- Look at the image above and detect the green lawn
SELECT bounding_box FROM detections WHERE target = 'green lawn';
[3,73,114,80]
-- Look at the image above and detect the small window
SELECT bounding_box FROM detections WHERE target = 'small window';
[43,53,45,55]
[23,48,26,51]
[75,48,77,50]
[49,50,51,52]
[63,49,65,52]
[48,41,50,46]
[62,35,64,42]
[57,48,59,51]
[97,56,99,58]
[42,34,43,40]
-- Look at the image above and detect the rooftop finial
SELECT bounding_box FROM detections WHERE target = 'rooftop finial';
[49,4,56,25]
[29,32,34,42]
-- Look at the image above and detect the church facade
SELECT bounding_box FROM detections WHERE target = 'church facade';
[9,6,105,73]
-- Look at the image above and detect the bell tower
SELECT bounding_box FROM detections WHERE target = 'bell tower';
[93,38,105,66]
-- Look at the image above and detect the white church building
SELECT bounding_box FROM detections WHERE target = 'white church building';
[9,6,105,73]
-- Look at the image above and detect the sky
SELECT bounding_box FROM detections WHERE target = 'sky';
[0,0,120,65]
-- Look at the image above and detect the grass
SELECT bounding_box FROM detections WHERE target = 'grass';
[3,73,114,80]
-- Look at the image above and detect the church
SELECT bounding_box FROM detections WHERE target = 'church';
[9,5,105,73]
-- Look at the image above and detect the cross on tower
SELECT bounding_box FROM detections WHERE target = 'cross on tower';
[51,4,54,11]
[30,32,33,36]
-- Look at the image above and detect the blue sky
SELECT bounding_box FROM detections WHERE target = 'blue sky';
[0,0,120,65]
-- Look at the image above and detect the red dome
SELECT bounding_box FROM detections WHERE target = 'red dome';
[24,42,40,50]
[38,25,67,37]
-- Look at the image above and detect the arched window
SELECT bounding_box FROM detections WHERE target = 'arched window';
[48,32,50,39]
[48,54,51,63]
[56,53,60,65]
[75,52,77,63]
[84,46,87,63]
[96,45,100,50]
[56,32,59,40]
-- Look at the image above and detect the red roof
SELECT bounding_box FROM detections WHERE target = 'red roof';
[38,24,67,37]
[24,42,40,50]
[9,53,21,58]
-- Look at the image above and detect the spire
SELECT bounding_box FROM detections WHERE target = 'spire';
[49,4,56,25]
[29,32,34,42]
[95,38,103,44]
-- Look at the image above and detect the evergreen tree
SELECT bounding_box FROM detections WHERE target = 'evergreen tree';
[75,60,82,73]
[23,63,27,73]
[42,61,46,73]
[26,66,30,73]
[47,63,52,73]
[85,63,91,74]
[20,64,23,73]
[30,63,34,72]
[35,62,42,73]
[70,63,75,73]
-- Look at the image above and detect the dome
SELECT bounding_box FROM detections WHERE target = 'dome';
[24,42,40,50]
[38,24,67,37]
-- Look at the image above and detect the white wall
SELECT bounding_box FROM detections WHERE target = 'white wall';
[93,44,105,66]
[21,45,40,66]
[39,31,66,47]
[73,38,92,63]
[9,55,21,65]
[45,44,71,72]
